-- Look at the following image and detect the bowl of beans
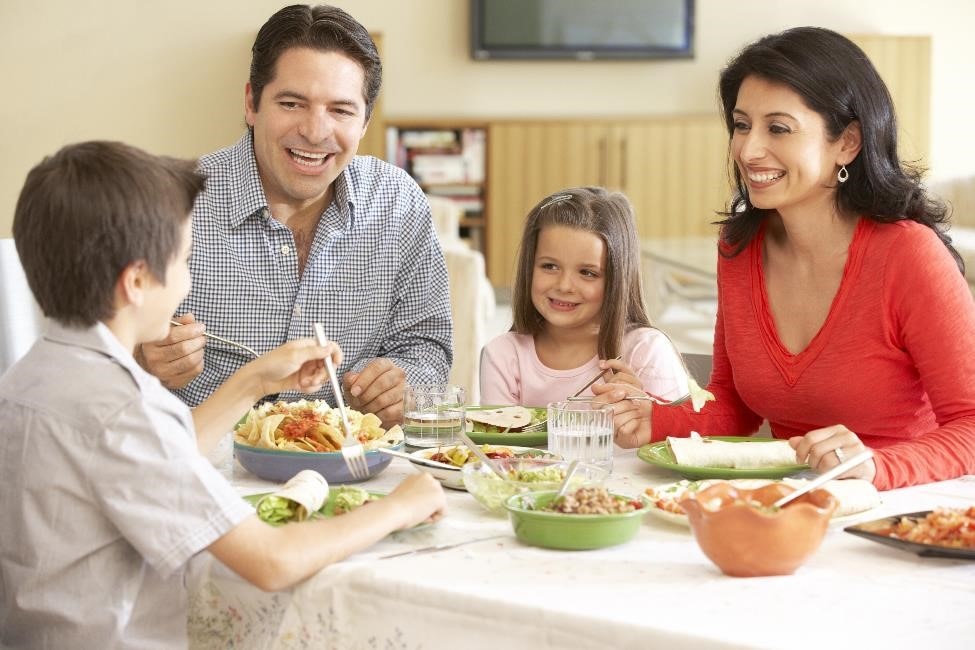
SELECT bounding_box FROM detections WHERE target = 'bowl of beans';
[503,486,648,550]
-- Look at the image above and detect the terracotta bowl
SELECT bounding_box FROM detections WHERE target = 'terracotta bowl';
[679,482,837,577]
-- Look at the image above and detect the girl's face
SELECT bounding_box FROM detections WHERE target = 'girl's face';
[730,75,851,217]
[531,225,606,336]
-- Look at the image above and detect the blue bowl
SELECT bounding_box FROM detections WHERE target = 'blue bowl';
[233,441,404,484]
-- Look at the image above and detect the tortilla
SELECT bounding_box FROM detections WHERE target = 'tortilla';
[466,406,534,431]
[667,434,797,469]
[256,469,329,522]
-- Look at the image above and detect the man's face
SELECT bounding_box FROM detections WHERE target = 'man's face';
[245,47,369,213]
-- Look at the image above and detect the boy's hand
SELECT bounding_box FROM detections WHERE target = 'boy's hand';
[139,313,206,388]
[591,382,654,448]
[386,473,447,529]
[342,358,407,427]
[251,338,341,397]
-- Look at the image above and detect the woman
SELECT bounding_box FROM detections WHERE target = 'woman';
[594,27,975,490]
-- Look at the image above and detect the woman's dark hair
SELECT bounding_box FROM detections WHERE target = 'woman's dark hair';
[717,26,961,272]
[13,141,204,327]
[510,187,652,360]
[250,4,382,120]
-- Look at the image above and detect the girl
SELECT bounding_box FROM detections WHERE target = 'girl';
[479,187,688,406]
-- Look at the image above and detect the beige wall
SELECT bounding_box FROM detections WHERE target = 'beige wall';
[2,0,974,237]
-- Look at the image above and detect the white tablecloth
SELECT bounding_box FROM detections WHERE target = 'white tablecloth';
[188,439,975,649]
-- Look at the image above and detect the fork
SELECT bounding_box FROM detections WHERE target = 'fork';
[566,392,692,406]
[169,320,259,358]
[314,323,370,481]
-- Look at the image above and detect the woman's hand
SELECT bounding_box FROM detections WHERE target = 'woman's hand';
[598,357,642,391]
[249,338,343,398]
[788,424,876,481]
[591,382,653,448]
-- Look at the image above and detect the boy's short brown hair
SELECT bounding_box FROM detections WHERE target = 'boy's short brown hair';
[13,141,205,327]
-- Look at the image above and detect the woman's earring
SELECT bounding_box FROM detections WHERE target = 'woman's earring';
[837,165,849,184]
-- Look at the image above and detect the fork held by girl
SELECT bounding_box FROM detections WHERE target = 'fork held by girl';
[479,187,688,406]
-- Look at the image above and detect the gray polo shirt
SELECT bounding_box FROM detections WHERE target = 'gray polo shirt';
[0,322,253,649]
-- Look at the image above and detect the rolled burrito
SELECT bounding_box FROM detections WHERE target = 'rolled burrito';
[255,469,329,524]
[668,435,798,469]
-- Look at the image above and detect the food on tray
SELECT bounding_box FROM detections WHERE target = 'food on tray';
[427,444,516,467]
[667,433,797,469]
[645,477,880,519]
[687,377,715,412]
[545,487,644,515]
[255,469,329,525]
[878,506,975,549]
[332,486,381,515]
[466,406,544,433]
[235,399,403,452]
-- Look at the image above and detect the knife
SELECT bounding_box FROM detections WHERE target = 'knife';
[378,535,506,560]
[376,447,460,471]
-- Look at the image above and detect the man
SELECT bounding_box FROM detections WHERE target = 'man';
[140,4,452,425]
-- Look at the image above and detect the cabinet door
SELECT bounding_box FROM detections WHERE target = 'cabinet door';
[613,117,730,240]
[487,122,608,288]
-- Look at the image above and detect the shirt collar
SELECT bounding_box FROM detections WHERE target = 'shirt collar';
[226,130,359,230]
[43,321,157,394]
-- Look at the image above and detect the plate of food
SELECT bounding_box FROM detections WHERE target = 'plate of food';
[465,406,548,446]
[233,399,404,483]
[408,444,558,490]
[643,477,882,527]
[844,506,975,559]
[637,434,809,480]
[241,469,384,525]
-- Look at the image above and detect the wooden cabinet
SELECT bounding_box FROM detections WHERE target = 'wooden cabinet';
[486,116,729,287]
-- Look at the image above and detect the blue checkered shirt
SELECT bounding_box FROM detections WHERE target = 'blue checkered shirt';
[174,132,452,407]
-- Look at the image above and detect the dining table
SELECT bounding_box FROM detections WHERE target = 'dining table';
[187,437,975,650]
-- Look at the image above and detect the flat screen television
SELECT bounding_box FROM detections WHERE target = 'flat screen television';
[470,0,694,61]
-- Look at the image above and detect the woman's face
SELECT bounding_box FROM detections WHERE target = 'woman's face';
[530,225,606,336]
[730,75,850,217]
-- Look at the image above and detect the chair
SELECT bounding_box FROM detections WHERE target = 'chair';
[426,196,496,403]
[0,238,45,373]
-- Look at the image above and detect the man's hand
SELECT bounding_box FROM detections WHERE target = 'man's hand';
[342,358,407,427]
[139,313,206,389]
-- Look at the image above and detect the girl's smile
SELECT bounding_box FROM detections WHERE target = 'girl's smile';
[531,225,606,335]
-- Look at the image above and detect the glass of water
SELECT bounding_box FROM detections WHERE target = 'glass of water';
[546,401,614,472]
[402,384,466,448]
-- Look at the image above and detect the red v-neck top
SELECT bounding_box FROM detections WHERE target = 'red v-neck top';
[652,218,975,490]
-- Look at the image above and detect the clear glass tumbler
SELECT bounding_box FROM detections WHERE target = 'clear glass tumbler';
[546,401,614,472]
[402,384,466,448]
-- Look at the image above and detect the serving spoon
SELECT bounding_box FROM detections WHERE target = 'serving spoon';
[773,449,874,509]
[455,429,508,479]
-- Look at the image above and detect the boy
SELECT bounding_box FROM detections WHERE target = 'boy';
[0,141,445,649]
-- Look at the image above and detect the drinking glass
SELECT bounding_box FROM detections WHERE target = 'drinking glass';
[546,401,614,472]
[402,384,466,447]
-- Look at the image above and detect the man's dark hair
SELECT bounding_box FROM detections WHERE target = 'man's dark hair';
[250,4,382,120]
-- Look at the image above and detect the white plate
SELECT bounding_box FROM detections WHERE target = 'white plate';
[643,478,883,528]
[406,445,554,490]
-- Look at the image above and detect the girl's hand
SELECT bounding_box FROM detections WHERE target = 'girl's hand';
[599,357,641,391]
[788,425,876,481]
[250,338,343,397]
[591,382,653,448]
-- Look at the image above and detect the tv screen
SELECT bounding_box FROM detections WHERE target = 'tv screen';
[471,0,694,61]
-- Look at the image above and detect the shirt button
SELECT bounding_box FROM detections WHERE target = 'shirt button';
[281,245,291,256]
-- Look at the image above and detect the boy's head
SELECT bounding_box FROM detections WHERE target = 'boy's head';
[13,141,205,328]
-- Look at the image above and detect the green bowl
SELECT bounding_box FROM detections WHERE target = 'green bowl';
[503,490,647,550]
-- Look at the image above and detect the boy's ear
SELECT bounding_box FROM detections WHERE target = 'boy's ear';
[116,260,151,308]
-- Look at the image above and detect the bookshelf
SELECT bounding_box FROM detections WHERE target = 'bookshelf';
[385,120,488,256]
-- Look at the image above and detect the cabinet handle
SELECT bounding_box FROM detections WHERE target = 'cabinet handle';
[620,137,627,190]
[599,137,608,186]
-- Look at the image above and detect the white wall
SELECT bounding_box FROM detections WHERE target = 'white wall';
[2,0,973,236]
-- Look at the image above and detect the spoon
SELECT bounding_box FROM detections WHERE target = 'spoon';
[455,429,508,480]
[773,449,874,509]
[553,459,581,501]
